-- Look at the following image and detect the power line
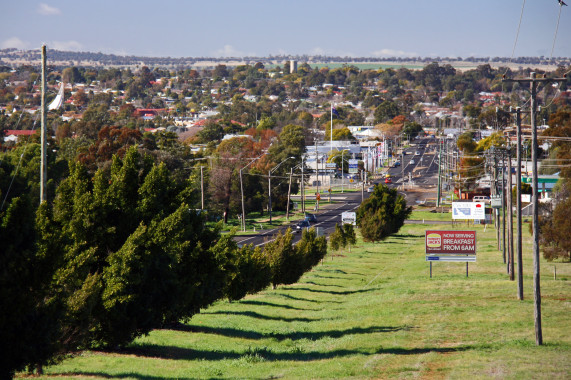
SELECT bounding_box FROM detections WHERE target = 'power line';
[550,2,565,59]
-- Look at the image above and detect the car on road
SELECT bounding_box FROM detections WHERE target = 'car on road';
[366,186,375,193]
[409,159,415,165]
[295,220,311,232]
[304,213,317,223]
[392,161,401,167]
[415,151,421,156]
[384,177,392,184]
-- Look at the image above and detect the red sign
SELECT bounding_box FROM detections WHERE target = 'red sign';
[425,230,476,255]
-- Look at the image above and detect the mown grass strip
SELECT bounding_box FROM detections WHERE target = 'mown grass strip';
[33,214,570,379]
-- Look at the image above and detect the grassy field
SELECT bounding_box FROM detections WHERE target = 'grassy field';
[28,215,570,379]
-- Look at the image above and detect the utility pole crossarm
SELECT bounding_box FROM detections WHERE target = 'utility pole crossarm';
[502,76,567,84]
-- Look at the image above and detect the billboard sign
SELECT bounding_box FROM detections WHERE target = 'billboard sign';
[452,202,485,220]
[491,197,502,208]
[341,211,356,225]
[425,230,476,262]
[326,163,337,169]
[348,159,358,174]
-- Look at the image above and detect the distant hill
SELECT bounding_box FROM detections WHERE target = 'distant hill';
[1,48,569,70]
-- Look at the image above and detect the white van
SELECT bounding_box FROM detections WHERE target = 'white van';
[473,196,490,204]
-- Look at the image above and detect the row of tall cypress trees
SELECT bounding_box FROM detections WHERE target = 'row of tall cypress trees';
[0,146,327,378]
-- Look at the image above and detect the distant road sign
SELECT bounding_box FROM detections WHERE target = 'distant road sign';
[341,211,356,225]
[348,159,358,174]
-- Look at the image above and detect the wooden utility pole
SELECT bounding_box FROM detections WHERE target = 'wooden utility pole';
[200,166,204,210]
[286,167,292,220]
[436,139,442,207]
[512,107,525,298]
[507,146,514,280]
[493,152,500,251]
[501,152,506,264]
[529,73,542,345]
[40,45,47,203]
[507,106,528,293]
[503,72,567,346]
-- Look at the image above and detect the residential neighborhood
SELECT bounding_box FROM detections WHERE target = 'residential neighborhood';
[1,51,570,378]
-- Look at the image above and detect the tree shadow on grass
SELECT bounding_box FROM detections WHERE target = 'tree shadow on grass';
[374,345,476,355]
[43,372,195,380]
[201,310,320,322]
[281,287,377,296]
[314,268,347,274]
[238,299,318,311]
[307,274,347,280]
[392,233,424,239]
[49,344,479,379]
[301,281,345,288]
[169,324,413,342]
[271,292,343,304]
[100,341,476,362]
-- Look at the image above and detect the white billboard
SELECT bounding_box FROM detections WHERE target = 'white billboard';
[452,202,485,220]
[341,211,356,225]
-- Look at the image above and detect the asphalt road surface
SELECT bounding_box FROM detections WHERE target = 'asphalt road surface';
[234,190,364,248]
[234,137,441,248]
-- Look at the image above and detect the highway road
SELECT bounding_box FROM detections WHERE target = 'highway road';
[234,190,364,248]
[234,137,440,248]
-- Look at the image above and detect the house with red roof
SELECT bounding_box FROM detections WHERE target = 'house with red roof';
[3,129,37,142]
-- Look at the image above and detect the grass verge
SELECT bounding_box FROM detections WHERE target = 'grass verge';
[28,216,570,379]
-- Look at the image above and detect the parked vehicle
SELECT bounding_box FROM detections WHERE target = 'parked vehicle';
[392,161,401,167]
[472,196,490,203]
[384,177,392,184]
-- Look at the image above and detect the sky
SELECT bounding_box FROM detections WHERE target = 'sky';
[1,0,570,59]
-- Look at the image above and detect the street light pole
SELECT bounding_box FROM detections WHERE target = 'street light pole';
[301,156,305,213]
[200,166,204,210]
[341,150,345,193]
[268,156,294,223]
[240,154,264,232]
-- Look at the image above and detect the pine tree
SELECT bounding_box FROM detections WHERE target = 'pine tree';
[0,197,60,377]
[343,223,357,252]
[356,184,411,242]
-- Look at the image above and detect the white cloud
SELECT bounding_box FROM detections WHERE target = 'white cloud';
[1,37,29,49]
[38,3,61,15]
[50,40,82,51]
[310,47,326,55]
[213,45,243,57]
[371,48,417,58]
[310,47,356,57]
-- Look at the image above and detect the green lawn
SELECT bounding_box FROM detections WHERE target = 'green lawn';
[409,209,452,221]
[29,216,570,379]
